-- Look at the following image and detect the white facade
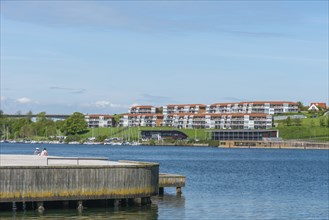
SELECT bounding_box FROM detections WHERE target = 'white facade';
[161,113,272,129]
[120,114,162,127]
[85,115,113,128]
[162,104,206,115]
[206,102,298,115]
[129,106,156,114]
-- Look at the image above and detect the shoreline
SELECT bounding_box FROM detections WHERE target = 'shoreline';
[1,140,328,150]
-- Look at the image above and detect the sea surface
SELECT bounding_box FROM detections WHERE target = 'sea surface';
[0,143,328,220]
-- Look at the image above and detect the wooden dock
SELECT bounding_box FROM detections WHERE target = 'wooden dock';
[0,155,159,211]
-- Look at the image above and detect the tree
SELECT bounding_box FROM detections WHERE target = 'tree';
[62,112,88,135]
[113,114,122,127]
[297,101,305,111]
[26,110,33,122]
[34,112,56,137]
[20,124,35,138]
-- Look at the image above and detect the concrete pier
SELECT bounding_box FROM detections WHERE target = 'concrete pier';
[0,155,159,210]
[159,173,186,195]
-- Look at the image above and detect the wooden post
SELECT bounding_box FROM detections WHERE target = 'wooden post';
[12,201,17,211]
[37,202,45,213]
[114,199,120,207]
[77,200,83,211]
[22,202,26,211]
[176,187,182,195]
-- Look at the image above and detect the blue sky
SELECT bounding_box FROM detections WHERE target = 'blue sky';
[1,1,328,114]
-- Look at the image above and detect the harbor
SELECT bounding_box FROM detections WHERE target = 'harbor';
[0,143,327,219]
[0,155,185,212]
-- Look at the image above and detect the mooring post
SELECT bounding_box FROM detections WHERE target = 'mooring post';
[77,200,84,211]
[114,199,120,208]
[159,187,164,195]
[12,201,17,211]
[22,202,26,211]
[37,202,45,213]
[176,187,182,195]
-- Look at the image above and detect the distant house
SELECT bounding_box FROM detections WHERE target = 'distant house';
[85,114,114,128]
[129,105,156,114]
[308,103,327,111]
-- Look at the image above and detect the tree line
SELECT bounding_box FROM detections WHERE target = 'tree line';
[0,110,88,140]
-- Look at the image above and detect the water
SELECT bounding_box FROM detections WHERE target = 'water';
[0,143,328,219]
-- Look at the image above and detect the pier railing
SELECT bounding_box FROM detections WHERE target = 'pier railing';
[46,157,108,165]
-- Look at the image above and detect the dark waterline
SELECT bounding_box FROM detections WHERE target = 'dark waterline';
[0,143,328,219]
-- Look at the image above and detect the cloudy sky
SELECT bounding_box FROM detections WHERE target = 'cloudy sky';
[1,1,328,114]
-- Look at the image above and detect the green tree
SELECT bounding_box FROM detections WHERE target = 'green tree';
[26,110,33,123]
[20,124,35,138]
[34,112,56,137]
[62,112,88,135]
[12,118,31,135]
[297,101,305,111]
[113,114,122,127]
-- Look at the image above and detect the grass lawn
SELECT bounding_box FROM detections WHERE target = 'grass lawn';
[275,116,329,141]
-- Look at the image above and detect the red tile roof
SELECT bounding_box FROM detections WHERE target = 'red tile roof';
[130,105,154,109]
[310,103,327,109]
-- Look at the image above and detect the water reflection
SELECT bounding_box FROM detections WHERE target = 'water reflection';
[0,203,159,219]
[0,194,185,219]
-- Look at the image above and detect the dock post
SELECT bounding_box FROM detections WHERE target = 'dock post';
[159,187,164,195]
[37,202,45,213]
[22,202,26,211]
[77,200,84,211]
[114,199,120,207]
[12,201,17,211]
[176,187,182,195]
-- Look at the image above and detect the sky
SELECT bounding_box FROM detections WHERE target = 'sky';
[1,1,328,115]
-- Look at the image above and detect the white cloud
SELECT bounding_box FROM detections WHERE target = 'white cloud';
[94,101,124,108]
[16,97,32,104]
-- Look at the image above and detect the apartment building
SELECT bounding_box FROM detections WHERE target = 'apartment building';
[85,114,114,128]
[207,113,272,129]
[163,104,206,115]
[206,101,298,115]
[161,113,272,129]
[129,105,156,114]
[120,114,164,127]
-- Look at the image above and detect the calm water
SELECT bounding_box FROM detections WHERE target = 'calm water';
[0,143,328,219]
